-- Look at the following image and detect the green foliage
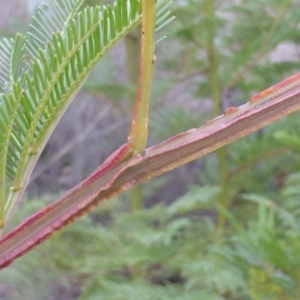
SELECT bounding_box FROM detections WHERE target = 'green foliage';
[2,0,300,299]
[3,170,300,299]
[0,0,173,227]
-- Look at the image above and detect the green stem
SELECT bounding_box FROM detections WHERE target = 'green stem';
[128,0,156,153]
[205,0,228,233]
[125,28,144,211]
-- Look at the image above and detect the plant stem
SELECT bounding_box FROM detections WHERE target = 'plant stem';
[125,28,144,210]
[2,70,300,267]
[205,0,229,234]
[128,0,156,153]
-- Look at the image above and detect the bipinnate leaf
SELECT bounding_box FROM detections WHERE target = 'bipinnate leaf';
[0,0,173,230]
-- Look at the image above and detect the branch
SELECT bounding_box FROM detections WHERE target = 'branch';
[1,72,300,268]
[128,0,156,153]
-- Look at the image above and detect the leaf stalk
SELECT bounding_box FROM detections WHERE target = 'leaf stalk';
[128,0,156,153]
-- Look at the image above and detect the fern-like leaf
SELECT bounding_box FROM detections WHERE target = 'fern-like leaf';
[0,38,12,87]
[0,0,173,228]
[27,0,84,57]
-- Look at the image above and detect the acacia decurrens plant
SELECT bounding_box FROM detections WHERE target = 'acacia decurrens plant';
[1,0,300,269]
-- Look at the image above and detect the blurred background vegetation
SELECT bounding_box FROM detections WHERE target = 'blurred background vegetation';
[1,0,300,299]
